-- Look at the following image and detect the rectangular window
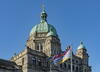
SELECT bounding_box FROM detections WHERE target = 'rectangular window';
[32,57,36,65]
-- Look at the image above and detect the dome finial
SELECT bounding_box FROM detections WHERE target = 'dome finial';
[41,4,47,22]
[80,41,83,44]
[42,4,45,12]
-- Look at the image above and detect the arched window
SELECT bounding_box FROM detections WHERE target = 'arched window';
[76,60,78,64]
[64,63,66,68]
[85,69,87,72]
[60,64,62,68]
[73,65,75,71]
[36,43,43,51]
[38,59,42,66]
[68,64,71,69]
[76,67,78,72]
[36,45,39,50]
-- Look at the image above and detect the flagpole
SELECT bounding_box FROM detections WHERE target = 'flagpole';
[50,63,52,72]
[70,46,73,72]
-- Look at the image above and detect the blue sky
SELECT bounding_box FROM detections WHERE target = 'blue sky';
[0,0,99,72]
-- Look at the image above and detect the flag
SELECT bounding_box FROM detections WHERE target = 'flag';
[49,52,65,64]
[52,52,65,60]
[49,46,72,64]
[48,51,65,61]
[52,56,63,64]
[60,47,72,63]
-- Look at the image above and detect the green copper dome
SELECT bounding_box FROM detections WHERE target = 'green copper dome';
[30,7,58,37]
[77,42,86,49]
[30,22,57,36]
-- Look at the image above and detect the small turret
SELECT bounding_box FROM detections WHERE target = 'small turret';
[76,42,89,65]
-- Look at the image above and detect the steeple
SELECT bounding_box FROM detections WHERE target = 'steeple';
[41,5,47,22]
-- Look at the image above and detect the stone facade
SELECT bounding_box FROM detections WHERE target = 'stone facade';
[0,7,91,72]
[0,59,21,72]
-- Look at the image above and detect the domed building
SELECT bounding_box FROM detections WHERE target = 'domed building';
[0,7,91,72]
